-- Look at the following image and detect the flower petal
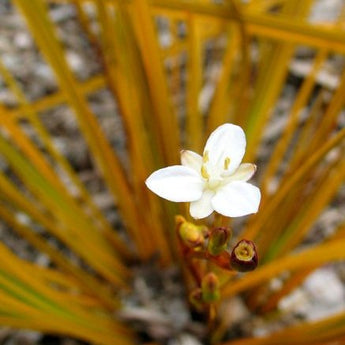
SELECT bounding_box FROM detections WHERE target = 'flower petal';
[204,124,246,174]
[212,181,261,217]
[181,150,202,173]
[225,163,257,182]
[146,166,203,202]
[190,190,215,219]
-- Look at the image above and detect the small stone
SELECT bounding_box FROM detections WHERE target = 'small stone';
[14,31,32,48]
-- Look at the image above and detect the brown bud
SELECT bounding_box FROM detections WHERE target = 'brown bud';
[230,239,258,272]
[207,227,232,256]
[201,272,220,303]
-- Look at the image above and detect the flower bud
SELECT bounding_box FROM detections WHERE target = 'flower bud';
[175,216,207,249]
[189,288,204,311]
[230,239,258,272]
[201,273,220,303]
[207,227,232,256]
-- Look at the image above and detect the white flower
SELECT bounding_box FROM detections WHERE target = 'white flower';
[145,124,261,219]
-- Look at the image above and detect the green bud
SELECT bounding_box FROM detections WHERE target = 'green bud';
[189,288,204,311]
[201,273,220,303]
[230,239,258,272]
[207,227,232,256]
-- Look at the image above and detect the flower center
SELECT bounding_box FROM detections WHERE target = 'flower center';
[234,242,255,261]
[200,151,231,190]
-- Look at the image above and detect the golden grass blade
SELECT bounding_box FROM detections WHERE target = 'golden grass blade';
[223,312,345,345]
[0,315,131,345]
[257,146,344,259]
[12,75,106,117]
[72,0,101,52]
[0,308,132,345]
[265,154,345,261]
[245,0,284,12]
[260,50,329,194]
[244,1,313,160]
[245,221,345,312]
[94,0,156,255]
[186,13,203,152]
[242,125,345,240]
[0,244,134,345]
[0,263,112,331]
[152,1,345,53]
[27,113,132,257]
[0,133,129,287]
[257,223,345,313]
[286,90,326,170]
[206,25,240,133]
[131,0,181,165]
[93,0,172,262]
[13,0,147,257]
[0,119,58,190]
[303,70,345,157]
[259,268,315,314]
[0,201,120,310]
[224,0,252,128]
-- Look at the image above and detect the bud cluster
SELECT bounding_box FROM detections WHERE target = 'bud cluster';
[176,216,258,272]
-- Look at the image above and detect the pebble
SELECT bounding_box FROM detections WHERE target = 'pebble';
[168,334,203,345]
[309,0,344,23]
[279,268,345,321]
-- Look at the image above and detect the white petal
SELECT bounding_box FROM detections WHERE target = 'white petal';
[212,181,261,217]
[181,150,202,173]
[146,166,203,202]
[204,124,246,175]
[190,190,215,219]
[225,163,257,182]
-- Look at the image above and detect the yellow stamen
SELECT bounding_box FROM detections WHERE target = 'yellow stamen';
[201,165,210,179]
[224,157,230,170]
[234,242,254,262]
[203,151,209,163]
